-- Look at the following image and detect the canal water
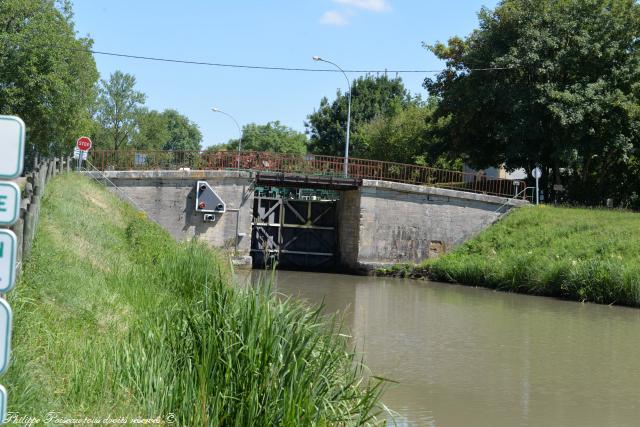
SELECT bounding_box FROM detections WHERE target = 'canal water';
[244,270,640,427]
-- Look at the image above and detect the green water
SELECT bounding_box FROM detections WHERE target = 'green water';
[244,270,640,426]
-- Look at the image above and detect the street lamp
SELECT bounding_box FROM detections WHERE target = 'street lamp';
[313,56,351,177]
[211,107,243,256]
[211,107,242,172]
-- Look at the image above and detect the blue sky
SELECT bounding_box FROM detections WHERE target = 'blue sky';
[72,0,499,148]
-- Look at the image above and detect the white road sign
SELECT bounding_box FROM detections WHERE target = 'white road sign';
[0,385,6,423]
[0,183,20,226]
[0,300,12,375]
[532,167,542,179]
[0,230,17,293]
[73,147,87,160]
[0,116,25,179]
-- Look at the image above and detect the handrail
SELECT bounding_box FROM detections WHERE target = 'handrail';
[89,149,530,200]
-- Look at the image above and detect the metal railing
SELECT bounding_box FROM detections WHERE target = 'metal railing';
[89,150,529,199]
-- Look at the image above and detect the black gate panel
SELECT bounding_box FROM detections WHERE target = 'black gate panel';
[251,195,337,270]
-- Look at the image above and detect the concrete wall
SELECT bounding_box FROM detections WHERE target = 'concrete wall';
[89,171,254,258]
[338,180,527,271]
[88,171,527,272]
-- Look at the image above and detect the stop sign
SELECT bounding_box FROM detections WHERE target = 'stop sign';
[76,136,92,151]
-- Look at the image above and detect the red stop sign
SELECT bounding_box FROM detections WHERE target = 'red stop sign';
[76,136,92,151]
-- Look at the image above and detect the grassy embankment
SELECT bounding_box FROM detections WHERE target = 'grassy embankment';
[380,206,640,307]
[6,174,382,425]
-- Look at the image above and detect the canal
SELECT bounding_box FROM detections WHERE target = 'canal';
[244,270,640,426]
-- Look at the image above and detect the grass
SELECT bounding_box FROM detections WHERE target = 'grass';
[6,173,383,425]
[387,205,640,307]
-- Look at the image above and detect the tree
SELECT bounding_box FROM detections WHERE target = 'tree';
[95,71,146,150]
[132,109,202,151]
[224,121,307,154]
[424,0,640,205]
[162,109,202,151]
[355,99,459,168]
[0,0,98,157]
[306,75,411,156]
[133,109,169,150]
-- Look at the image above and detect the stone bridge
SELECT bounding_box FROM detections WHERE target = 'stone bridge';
[88,169,527,272]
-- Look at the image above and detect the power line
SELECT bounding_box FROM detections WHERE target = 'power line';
[72,47,512,74]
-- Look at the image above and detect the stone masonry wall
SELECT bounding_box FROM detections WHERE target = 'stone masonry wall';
[347,180,527,271]
[91,171,254,257]
[87,171,527,272]
[336,189,361,270]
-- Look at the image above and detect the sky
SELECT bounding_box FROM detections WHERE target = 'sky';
[72,0,499,148]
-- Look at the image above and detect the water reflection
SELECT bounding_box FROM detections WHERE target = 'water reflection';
[240,270,640,427]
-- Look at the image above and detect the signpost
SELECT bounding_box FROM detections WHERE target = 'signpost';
[75,136,92,170]
[0,385,6,423]
[0,116,25,179]
[0,301,11,375]
[0,231,17,294]
[0,183,20,226]
[0,115,24,422]
[532,167,542,205]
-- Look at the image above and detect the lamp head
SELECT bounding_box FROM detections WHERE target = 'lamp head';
[312,56,322,61]
[211,107,220,113]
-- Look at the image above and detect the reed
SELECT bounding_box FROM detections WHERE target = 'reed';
[6,174,384,425]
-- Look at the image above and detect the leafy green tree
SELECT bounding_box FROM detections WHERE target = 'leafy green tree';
[306,75,411,156]
[0,0,98,157]
[132,109,202,151]
[424,0,640,205]
[356,100,459,168]
[96,71,146,150]
[224,121,307,154]
[161,109,202,151]
[133,109,169,150]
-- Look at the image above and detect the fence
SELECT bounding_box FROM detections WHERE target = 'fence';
[89,150,528,199]
[8,157,71,277]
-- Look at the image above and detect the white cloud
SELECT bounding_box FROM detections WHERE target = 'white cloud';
[319,10,349,26]
[333,0,390,12]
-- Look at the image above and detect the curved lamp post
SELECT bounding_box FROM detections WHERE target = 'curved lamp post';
[211,107,242,172]
[211,107,243,255]
[312,56,351,177]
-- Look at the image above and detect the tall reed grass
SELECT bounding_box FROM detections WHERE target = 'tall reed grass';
[117,217,384,425]
[7,174,384,425]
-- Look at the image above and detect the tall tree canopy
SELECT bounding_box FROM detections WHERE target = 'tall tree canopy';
[0,0,98,157]
[425,0,640,205]
[355,100,458,168]
[95,71,146,150]
[133,109,202,151]
[306,75,411,157]
[220,121,307,154]
[161,109,202,151]
[133,109,169,150]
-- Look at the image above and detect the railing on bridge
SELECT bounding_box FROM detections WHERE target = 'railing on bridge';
[89,150,528,199]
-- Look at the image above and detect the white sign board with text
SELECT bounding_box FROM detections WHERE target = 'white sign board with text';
[0,231,17,293]
[0,183,20,226]
[0,300,11,375]
[0,116,25,179]
[0,385,6,423]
